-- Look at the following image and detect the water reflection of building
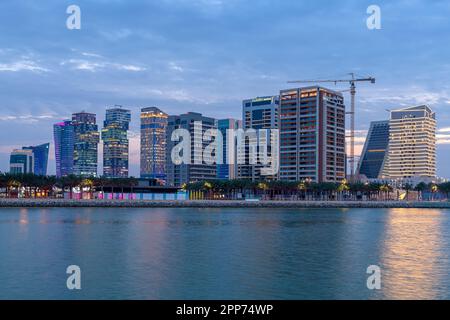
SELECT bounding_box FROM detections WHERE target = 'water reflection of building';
[380,208,446,299]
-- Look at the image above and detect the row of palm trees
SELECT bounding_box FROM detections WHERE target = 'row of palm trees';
[0,173,139,199]
[184,179,450,201]
[2,173,450,201]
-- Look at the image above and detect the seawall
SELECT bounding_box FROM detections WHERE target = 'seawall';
[1,199,450,209]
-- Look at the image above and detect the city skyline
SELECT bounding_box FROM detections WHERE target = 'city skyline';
[0,99,442,181]
[1,1,450,177]
[3,100,440,185]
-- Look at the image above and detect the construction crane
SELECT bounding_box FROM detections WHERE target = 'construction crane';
[288,73,375,181]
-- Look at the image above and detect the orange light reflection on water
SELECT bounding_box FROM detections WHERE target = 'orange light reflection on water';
[380,208,447,300]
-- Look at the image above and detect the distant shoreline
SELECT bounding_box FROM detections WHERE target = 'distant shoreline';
[1,199,450,209]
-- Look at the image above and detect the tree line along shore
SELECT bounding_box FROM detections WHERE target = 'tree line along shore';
[1,173,450,203]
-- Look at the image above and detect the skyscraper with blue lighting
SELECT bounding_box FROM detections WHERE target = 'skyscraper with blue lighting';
[10,149,34,174]
[217,118,242,180]
[54,120,75,177]
[23,143,50,176]
[357,121,390,179]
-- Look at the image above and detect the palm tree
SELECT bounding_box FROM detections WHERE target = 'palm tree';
[438,182,450,201]
[415,182,427,201]
[298,181,307,200]
[337,180,350,201]
[93,177,108,199]
[43,176,57,198]
[80,178,95,199]
[404,183,413,201]
[128,177,138,197]
[380,184,391,201]
[7,177,21,198]
[430,183,439,201]
[321,182,338,201]
[61,175,82,200]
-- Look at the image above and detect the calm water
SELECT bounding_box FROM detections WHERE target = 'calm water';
[0,207,449,300]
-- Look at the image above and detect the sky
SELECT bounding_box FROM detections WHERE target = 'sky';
[0,0,449,177]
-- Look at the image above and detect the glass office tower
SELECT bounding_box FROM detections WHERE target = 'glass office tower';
[217,118,242,180]
[23,143,50,176]
[357,121,390,179]
[54,120,75,178]
[10,149,34,174]
[72,112,100,177]
[102,107,131,178]
[140,107,168,181]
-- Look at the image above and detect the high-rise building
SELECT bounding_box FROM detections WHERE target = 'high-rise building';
[10,149,34,174]
[54,120,75,177]
[238,96,279,181]
[140,107,168,181]
[279,86,346,183]
[217,118,242,180]
[72,112,99,177]
[23,143,50,176]
[381,105,436,180]
[166,112,217,187]
[102,107,131,178]
[356,121,389,179]
[242,96,279,129]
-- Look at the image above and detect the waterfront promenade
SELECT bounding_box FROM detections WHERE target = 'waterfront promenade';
[1,199,450,209]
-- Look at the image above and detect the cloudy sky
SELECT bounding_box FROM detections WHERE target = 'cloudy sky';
[0,0,449,177]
